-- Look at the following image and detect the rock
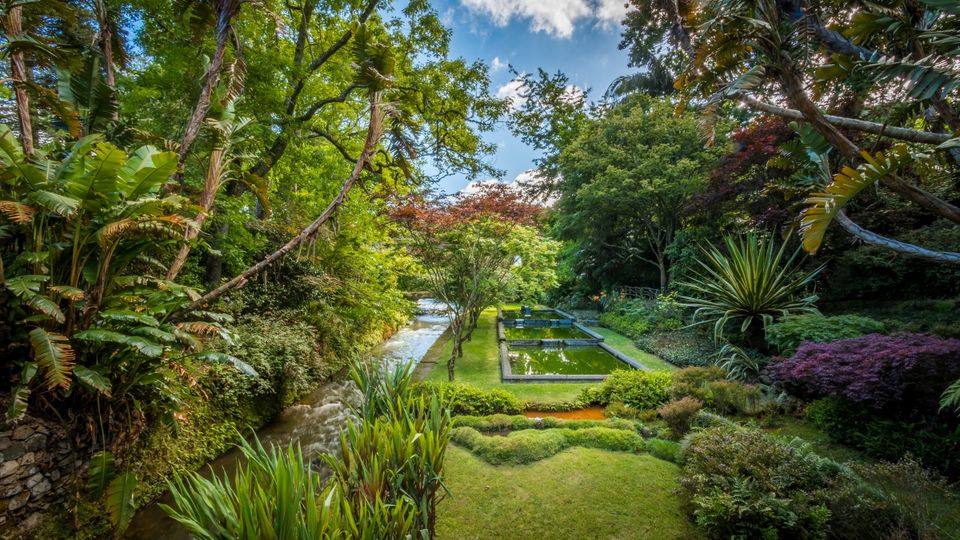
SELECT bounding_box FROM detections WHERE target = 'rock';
[48,470,60,482]
[23,434,47,452]
[30,479,51,496]
[0,438,11,452]
[2,443,25,461]
[0,461,18,479]
[11,426,33,441]
[25,473,43,489]
[22,512,42,531]
[7,490,30,511]
[3,483,23,498]
[19,452,35,466]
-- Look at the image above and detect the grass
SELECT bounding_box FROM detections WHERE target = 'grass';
[588,326,676,371]
[437,445,700,540]
[761,415,868,463]
[420,307,673,404]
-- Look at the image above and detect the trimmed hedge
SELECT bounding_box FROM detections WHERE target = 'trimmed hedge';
[452,414,638,433]
[451,426,646,465]
[414,382,524,415]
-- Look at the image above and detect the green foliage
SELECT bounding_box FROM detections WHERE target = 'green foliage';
[451,425,645,465]
[163,363,452,538]
[670,366,727,403]
[599,295,684,339]
[452,414,638,433]
[636,330,719,368]
[681,427,842,540]
[707,380,763,416]
[647,438,682,463]
[681,233,823,343]
[766,314,886,355]
[657,397,703,438]
[415,382,525,416]
[713,343,769,383]
[581,369,673,410]
[826,458,960,540]
[807,397,960,477]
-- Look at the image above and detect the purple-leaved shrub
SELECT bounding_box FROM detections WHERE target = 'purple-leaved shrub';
[767,333,960,413]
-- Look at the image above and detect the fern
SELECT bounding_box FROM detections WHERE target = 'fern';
[941,378,960,414]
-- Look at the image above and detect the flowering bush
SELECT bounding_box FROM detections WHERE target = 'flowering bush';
[767,333,960,413]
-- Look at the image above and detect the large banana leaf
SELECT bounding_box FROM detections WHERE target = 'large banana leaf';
[28,328,76,390]
[800,145,910,254]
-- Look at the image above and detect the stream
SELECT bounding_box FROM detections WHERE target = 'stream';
[124,299,450,539]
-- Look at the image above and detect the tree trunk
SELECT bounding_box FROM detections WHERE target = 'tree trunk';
[834,211,960,264]
[5,6,34,155]
[167,146,224,280]
[95,0,119,122]
[179,93,384,313]
[777,67,960,225]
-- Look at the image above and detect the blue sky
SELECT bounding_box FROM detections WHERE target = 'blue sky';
[425,0,633,194]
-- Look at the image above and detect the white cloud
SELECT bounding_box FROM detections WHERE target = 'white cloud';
[595,0,629,27]
[512,169,558,206]
[461,0,591,38]
[560,83,585,104]
[496,77,528,108]
[491,56,508,72]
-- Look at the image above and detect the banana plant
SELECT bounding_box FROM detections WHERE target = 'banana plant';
[0,125,255,423]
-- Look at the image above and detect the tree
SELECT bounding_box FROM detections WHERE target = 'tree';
[620,0,960,263]
[556,95,720,291]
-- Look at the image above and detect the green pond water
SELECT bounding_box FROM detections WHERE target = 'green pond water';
[503,326,591,340]
[501,310,563,320]
[508,346,627,375]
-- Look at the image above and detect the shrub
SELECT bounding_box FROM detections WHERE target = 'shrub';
[826,458,959,540]
[680,427,841,539]
[658,397,703,438]
[647,438,682,463]
[765,314,886,355]
[583,369,673,409]
[567,427,646,452]
[768,333,960,414]
[707,380,762,416]
[415,383,524,415]
[670,366,727,402]
[599,296,684,339]
[636,330,718,368]
[604,401,641,420]
[807,397,960,478]
[452,414,638,433]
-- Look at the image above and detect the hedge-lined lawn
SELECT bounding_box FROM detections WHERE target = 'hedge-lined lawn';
[587,326,676,371]
[437,445,699,540]
[422,308,590,402]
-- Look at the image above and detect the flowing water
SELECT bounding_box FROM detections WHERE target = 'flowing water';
[124,299,449,539]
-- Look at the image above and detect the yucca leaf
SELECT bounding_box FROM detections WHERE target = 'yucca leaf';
[106,472,138,532]
[28,328,76,390]
[800,145,910,254]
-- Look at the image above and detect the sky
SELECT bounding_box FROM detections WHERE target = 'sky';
[425,0,634,194]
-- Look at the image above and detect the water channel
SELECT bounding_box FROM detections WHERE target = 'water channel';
[124,299,450,539]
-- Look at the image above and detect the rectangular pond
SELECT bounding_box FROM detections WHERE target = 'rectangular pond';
[500,309,566,320]
[507,345,628,376]
[503,326,592,341]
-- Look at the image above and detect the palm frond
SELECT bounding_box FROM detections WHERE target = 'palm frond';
[28,328,76,390]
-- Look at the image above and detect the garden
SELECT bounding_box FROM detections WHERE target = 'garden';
[2,0,960,538]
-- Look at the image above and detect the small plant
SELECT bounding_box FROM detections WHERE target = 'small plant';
[706,380,762,416]
[679,232,823,344]
[658,397,703,438]
[670,366,726,403]
[713,343,768,382]
[451,425,645,465]
[636,330,719,368]
[415,382,524,415]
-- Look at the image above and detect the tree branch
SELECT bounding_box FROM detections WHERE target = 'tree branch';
[835,211,960,264]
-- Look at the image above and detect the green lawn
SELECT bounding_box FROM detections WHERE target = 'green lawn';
[437,445,700,540]
[587,326,676,371]
[420,307,674,404]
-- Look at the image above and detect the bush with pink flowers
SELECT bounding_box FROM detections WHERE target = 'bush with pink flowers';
[767,333,960,414]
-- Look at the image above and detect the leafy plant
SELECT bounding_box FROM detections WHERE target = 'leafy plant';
[765,314,886,355]
[657,397,703,438]
[768,333,960,413]
[680,233,823,343]
[636,330,719,368]
[581,369,673,410]
[415,382,524,416]
[713,343,768,383]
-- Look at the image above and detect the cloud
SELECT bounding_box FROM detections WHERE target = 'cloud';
[461,0,591,38]
[496,77,528,108]
[491,56,508,72]
[595,0,629,27]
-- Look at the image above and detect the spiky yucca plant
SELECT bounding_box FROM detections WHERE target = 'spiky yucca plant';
[680,233,823,344]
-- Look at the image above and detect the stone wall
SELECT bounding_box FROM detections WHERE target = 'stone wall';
[0,417,81,535]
